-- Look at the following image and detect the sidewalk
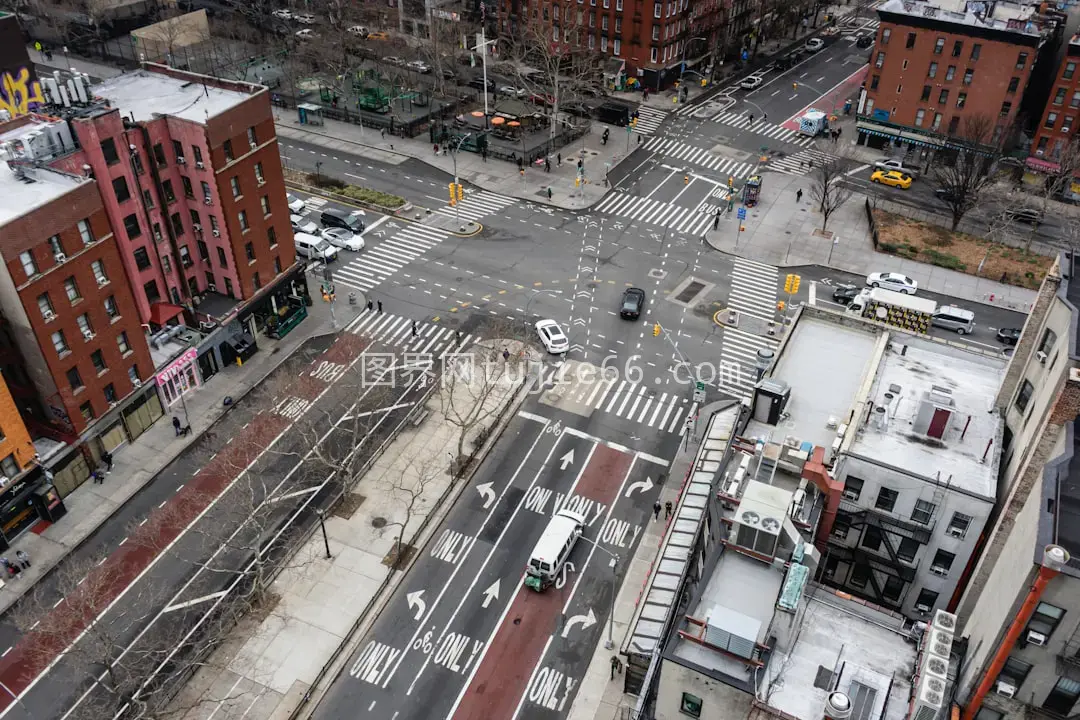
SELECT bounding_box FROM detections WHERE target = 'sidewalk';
[704,171,1039,312]
[27,45,123,80]
[0,290,366,616]
[274,110,624,209]
[165,340,533,720]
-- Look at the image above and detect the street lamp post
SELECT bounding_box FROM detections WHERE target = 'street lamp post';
[450,133,472,225]
[679,36,710,87]
[315,509,331,559]
[315,160,323,186]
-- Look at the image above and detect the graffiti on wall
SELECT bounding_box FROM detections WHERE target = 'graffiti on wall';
[0,67,44,118]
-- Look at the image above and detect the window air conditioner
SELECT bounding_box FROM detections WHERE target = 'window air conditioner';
[177,156,186,164]
[915,603,931,613]
[947,527,965,538]
[132,378,142,387]
[207,283,217,292]
[43,310,55,321]
[212,229,221,237]
[97,277,108,287]
[1027,630,1047,646]
[995,681,1017,698]
[82,330,95,341]
[1036,350,1048,364]
[196,161,205,169]
[249,141,257,150]
[842,490,859,501]
[54,253,66,263]
[204,198,213,205]
[930,565,949,577]
[192,224,202,233]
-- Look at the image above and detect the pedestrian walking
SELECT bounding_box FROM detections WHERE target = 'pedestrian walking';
[503,348,510,361]
[15,550,30,569]
[763,112,768,122]
[836,127,842,139]
[93,469,104,484]
[796,188,803,203]
[367,299,373,311]
[610,655,622,680]
[456,330,462,343]
[172,416,182,436]
[557,152,562,167]
[713,211,720,230]
[520,168,525,180]
[547,187,553,200]
[377,300,383,313]
[2,559,17,579]
[434,143,440,155]
[380,128,386,139]
[411,320,418,337]
[653,501,661,520]
[545,157,551,173]
[749,113,754,124]
[665,500,673,519]
[102,450,113,474]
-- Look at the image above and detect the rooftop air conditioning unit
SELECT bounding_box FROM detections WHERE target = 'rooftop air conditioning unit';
[54,253,66,263]
[1036,350,1047,364]
[1027,630,1047,646]
[995,681,1017,698]
[212,229,221,237]
[195,161,205,169]
[932,610,957,632]
[177,156,186,164]
[912,675,945,720]
[42,310,55,321]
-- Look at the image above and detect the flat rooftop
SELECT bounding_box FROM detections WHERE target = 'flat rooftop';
[766,590,915,720]
[849,338,1004,499]
[0,162,88,228]
[91,69,254,125]
[879,0,1043,34]
[747,314,880,451]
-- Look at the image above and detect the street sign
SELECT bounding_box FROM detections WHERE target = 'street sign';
[695,381,705,392]
[693,388,706,403]
[737,207,747,220]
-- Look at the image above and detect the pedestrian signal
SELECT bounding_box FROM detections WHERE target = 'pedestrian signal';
[653,323,661,337]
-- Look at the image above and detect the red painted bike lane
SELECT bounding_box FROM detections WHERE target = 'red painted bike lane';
[450,444,634,720]
[0,333,370,712]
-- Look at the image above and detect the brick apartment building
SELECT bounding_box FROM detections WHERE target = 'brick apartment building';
[1028,33,1080,175]
[857,0,1059,157]
[0,373,34,484]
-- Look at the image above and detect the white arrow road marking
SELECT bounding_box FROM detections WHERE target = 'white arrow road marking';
[481,580,500,609]
[476,482,495,509]
[406,591,426,621]
[559,450,575,471]
[560,608,597,638]
[625,475,655,497]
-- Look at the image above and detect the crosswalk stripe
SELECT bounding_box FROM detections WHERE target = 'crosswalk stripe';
[605,380,627,413]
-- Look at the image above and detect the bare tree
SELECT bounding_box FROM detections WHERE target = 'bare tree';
[808,143,854,233]
[932,114,1001,231]
[382,454,443,568]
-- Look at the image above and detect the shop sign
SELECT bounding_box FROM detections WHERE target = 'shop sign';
[157,348,198,384]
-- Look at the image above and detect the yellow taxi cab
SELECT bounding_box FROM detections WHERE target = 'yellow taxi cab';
[367,31,391,40]
[870,169,913,189]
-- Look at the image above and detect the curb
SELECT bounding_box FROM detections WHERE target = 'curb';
[0,321,342,620]
[287,373,533,720]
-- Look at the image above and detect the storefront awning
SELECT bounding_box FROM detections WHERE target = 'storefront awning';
[149,303,185,326]
[1026,156,1061,173]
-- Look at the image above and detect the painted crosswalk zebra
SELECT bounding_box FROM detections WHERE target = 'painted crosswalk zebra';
[595,191,716,236]
[718,326,780,400]
[728,257,779,323]
[435,190,517,223]
[332,223,447,292]
[644,137,758,178]
[346,309,478,358]
[710,111,817,147]
[764,147,834,176]
[631,105,670,136]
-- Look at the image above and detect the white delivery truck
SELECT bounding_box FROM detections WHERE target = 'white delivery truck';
[847,287,936,333]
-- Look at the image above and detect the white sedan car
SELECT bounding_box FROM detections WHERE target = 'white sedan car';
[287,193,306,214]
[272,9,292,19]
[321,227,365,252]
[407,60,432,73]
[295,28,318,40]
[739,76,763,91]
[866,272,918,294]
[294,12,316,23]
[535,319,569,354]
[290,214,318,235]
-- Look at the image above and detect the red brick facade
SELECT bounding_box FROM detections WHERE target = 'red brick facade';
[1030,39,1080,164]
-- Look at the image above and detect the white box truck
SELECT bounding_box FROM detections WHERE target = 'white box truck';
[847,287,936,333]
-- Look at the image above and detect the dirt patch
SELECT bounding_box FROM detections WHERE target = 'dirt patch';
[332,493,366,520]
[382,543,418,569]
[872,209,1052,289]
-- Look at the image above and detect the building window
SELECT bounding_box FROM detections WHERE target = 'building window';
[170,212,184,238]
[91,349,107,373]
[897,537,918,562]
[1039,328,1058,355]
[862,525,883,551]
[253,271,261,290]
[37,293,53,319]
[122,213,142,239]
[172,140,185,163]
[875,487,898,512]
[197,240,209,262]
[616,0,622,9]
[951,40,962,57]
[101,137,120,165]
[945,65,955,81]
[133,247,152,271]
[162,179,176,204]
[880,27,890,44]
[52,330,69,355]
[947,512,971,538]
[247,126,257,146]
[117,331,131,355]
[1054,87,1067,106]
[217,247,228,268]
[245,242,256,261]
[1000,101,1012,117]
[192,145,204,165]
[104,383,117,403]
[255,162,264,184]
[239,210,249,231]
[268,226,277,249]
[1008,77,1020,94]
[870,74,880,90]
[875,51,885,68]
[1044,678,1080,715]
[602,15,608,29]
[652,25,659,40]
[274,256,282,274]
[189,209,201,229]
[231,176,241,198]
[92,260,108,285]
[143,279,161,304]
[963,69,973,85]
[882,575,904,601]
[615,17,621,31]
[143,189,154,208]
[76,219,93,245]
[938,89,949,105]
[104,296,118,319]
[998,656,1032,690]
[1028,602,1065,639]
[651,47,658,63]
[911,499,936,524]
[932,113,943,129]
[209,215,220,234]
[933,37,944,55]
[0,454,17,477]
[1017,52,1028,70]
[680,693,702,718]
[224,277,235,297]
[153,143,167,167]
[849,563,870,588]
[224,139,234,162]
[112,176,131,203]
[202,181,212,203]
[957,92,966,109]
[179,246,193,268]
[1066,62,1078,81]
[914,109,926,127]
[927,62,938,79]
[1015,379,1035,413]
[1065,117,1075,134]
[970,43,981,60]
[181,175,194,199]
[79,401,94,421]
[920,85,931,101]
[613,38,621,55]
[930,549,955,575]
[652,1,660,16]
[843,476,863,500]
[261,195,271,216]
[905,31,915,48]
[19,251,37,278]
[915,588,939,610]
[64,277,81,302]
[128,364,140,384]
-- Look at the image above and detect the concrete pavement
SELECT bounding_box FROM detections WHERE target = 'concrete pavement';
[0,291,366,617]
[165,339,533,720]
[704,170,1038,312]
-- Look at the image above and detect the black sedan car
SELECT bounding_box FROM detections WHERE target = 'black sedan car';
[621,287,646,319]
[832,284,861,304]
[996,328,1022,346]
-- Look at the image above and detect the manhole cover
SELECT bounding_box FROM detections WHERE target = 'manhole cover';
[371,517,387,528]
[648,268,667,280]
[676,281,706,303]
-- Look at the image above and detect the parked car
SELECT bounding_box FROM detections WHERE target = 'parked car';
[1004,207,1043,226]
[996,327,1022,346]
[347,25,368,37]
[407,60,432,73]
[620,287,646,319]
[739,76,764,90]
[272,8,292,19]
[498,84,527,97]
[855,34,874,48]
[321,227,365,252]
[367,30,390,40]
[866,271,918,294]
[295,28,318,39]
[287,193,306,214]
[382,56,405,66]
[441,68,457,80]
[805,38,825,52]
[320,207,365,233]
[468,77,494,91]
[832,284,861,304]
[870,169,913,189]
[290,214,318,235]
[873,158,919,177]
[294,12,315,23]
[535,319,569,354]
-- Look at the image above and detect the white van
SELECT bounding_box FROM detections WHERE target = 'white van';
[524,508,586,591]
[294,232,338,263]
[932,305,975,335]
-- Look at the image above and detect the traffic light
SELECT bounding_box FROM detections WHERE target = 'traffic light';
[448,182,457,206]
[456,183,464,203]
[653,323,661,337]
[777,300,786,311]
[728,175,734,188]
[792,82,798,91]
[684,175,690,185]
[630,116,638,128]
[784,273,801,294]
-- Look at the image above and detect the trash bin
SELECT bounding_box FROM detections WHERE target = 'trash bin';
[843,100,853,115]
